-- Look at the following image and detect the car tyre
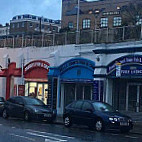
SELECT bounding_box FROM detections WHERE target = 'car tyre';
[64,116,72,128]
[95,119,104,132]
[24,111,31,121]
[2,109,9,119]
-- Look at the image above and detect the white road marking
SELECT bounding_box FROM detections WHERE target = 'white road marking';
[27,129,74,139]
[45,139,60,142]
[0,124,2,126]
[125,135,138,139]
[11,127,16,129]
[10,133,36,141]
[27,132,68,142]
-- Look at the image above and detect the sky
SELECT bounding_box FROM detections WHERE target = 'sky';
[0,0,97,25]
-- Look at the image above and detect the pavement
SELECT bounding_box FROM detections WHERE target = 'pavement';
[55,112,142,135]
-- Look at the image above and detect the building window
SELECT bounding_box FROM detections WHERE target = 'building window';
[68,22,73,29]
[22,22,24,27]
[100,17,108,28]
[29,23,33,27]
[136,16,142,25]
[17,23,20,28]
[82,19,91,29]
[12,24,15,28]
[42,25,44,29]
[113,17,122,27]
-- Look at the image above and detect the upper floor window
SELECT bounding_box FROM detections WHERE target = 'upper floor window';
[12,24,15,28]
[17,23,20,28]
[136,16,142,25]
[83,19,91,29]
[29,23,33,27]
[22,22,24,28]
[100,17,108,28]
[68,22,74,29]
[113,17,122,27]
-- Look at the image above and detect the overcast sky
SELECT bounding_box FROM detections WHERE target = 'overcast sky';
[0,0,97,25]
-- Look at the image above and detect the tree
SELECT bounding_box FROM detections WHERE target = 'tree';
[121,2,142,26]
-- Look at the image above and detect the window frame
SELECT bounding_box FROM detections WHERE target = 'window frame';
[100,17,108,28]
[82,19,91,29]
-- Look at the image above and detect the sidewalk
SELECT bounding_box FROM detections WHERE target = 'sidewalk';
[55,112,142,135]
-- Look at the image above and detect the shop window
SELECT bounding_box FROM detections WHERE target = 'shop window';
[100,17,108,28]
[76,85,83,100]
[113,17,122,27]
[84,86,92,100]
[83,19,91,29]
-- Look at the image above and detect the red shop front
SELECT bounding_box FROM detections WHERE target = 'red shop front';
[0,60,50,104]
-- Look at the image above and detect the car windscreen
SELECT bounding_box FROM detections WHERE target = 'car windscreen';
[24,97,45,106]
[0,97,4,102]
[92,102,115,112]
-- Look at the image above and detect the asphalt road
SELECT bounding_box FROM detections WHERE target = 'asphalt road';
[0,117,142,142]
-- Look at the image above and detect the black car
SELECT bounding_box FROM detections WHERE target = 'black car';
[63,100,133,133]
[2,96,56,122]
[0,97,5,115]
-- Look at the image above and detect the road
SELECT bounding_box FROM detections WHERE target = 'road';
[0,117,141,142]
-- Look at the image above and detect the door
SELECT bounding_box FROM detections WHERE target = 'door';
[13,97,25,118]
[126,83,142,112]
[81,102,94,126]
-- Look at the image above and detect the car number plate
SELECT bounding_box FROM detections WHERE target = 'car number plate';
[120,122,129,126]
[44,114,52,117]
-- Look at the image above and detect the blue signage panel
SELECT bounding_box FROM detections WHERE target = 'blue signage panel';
[107,55,142,78]
[93,80,104,101]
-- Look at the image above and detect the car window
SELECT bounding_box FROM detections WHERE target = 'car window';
[93,102,115,112]
[7,98,16,103]
[70,102,76,108]
[0,97,4,102]
[75,101,83,110]
[24,97,45,106]
[82,102,93,111]
[14,97,24,105]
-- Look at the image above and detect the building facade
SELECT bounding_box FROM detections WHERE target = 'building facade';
[62,0,142,31]
[93,41,142,113]
[0,41,142,114]
[0,24,10,37]
[10,14,61,36]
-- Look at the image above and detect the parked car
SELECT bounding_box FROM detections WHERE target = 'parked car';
[2,96,56,122]
[0,97,5,115]
[63,100,133,133]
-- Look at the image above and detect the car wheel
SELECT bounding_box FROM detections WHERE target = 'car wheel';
[2,109,9,119]
[24,111,31,121]
[95,120,104,132]
[64,116,72,128]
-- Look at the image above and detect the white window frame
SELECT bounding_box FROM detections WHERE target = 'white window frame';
[100,17,108,28]
[113,17,122,27]
[82,19,91,29]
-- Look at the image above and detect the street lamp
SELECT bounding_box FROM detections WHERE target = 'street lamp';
[76,0,80,44]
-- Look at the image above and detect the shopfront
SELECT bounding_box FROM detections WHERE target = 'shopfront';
[107,55,142,112]
[48,58,95,115]
[24,60,50,104]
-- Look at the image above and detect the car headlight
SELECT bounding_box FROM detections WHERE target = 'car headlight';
[109,117,118,122]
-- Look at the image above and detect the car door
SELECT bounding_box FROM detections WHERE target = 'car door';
[71,101,83,125]
[14,97,25,118]
[81,102,95,126]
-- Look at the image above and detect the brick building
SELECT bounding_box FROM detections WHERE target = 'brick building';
[62,0,142,31]
[10,14,61,36]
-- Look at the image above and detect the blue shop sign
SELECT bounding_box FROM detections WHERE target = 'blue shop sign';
[107,55,142,78]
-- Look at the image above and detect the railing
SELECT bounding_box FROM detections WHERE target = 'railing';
[0,25,142,48]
